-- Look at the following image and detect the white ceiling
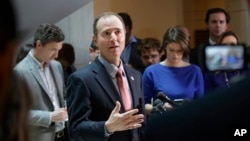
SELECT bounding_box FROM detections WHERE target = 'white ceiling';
[13,0,91,41]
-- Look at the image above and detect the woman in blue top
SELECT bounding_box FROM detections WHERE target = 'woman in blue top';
[143,27,204,115]
[204,31,248,92]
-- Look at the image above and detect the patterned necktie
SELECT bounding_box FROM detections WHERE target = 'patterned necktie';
[116,69,131,111]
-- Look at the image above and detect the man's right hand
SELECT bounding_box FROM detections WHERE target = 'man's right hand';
[105,101,144,133]
[51,108,68,122]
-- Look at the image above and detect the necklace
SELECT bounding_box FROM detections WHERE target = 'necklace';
[224,71,240,87]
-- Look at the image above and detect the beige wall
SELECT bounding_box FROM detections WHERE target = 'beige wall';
[94,0,250,47]
[226,0,250,45]
[183,0,250,47]
[94,0,183,43]
[183,0,225,47]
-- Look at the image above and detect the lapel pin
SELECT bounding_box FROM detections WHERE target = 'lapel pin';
[131,76,134,80]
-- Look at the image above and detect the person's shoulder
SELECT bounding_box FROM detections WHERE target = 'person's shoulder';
[189,64,200,69]
[143,63,161,74]
[69,63,94,78]
[51,59,61,66]
[73,65,88,74]
[187,64,203,72]
[14,56,29,71]
[67,68,86,83]
[149,63,161,69]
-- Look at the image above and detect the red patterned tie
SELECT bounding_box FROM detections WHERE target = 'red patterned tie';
[116,69,131,111]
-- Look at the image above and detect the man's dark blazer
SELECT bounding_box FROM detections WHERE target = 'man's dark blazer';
[128,38,145,73]
[189,41,210,74]
[143,73,250,141]
[66,58,145,141]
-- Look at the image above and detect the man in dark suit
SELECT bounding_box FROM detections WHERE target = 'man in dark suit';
[189,8,230,73]
[66,12,145,141]
[118,12,144,73]
[144,72,250,141]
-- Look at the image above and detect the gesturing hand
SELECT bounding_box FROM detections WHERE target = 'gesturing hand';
[105,101,144,133]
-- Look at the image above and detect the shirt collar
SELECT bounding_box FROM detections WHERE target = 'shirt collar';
[209,38,216,45]
[29,50,49,70]
[98,56,125,78]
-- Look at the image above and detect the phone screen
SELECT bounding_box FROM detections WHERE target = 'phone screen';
[205,45,245,71]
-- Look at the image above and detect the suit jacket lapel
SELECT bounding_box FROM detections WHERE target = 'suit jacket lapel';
[27,55,50,95]
[93,60,121,107]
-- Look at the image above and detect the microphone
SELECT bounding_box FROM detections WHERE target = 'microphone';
[152,98,162,107]
[137,97,143,140]
[137,97,143,114]
[157,92,180,107]
[151,98,167,114]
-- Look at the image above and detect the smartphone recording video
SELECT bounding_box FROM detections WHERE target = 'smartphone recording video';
[205,45,246,71]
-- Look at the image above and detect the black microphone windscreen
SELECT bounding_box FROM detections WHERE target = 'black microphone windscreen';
[153,99,162,106]
[157,92,180,106]
[157,92,170,102]
[137,97,143,114]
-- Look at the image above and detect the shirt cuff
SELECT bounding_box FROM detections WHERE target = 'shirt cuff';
[104,126,113,137]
